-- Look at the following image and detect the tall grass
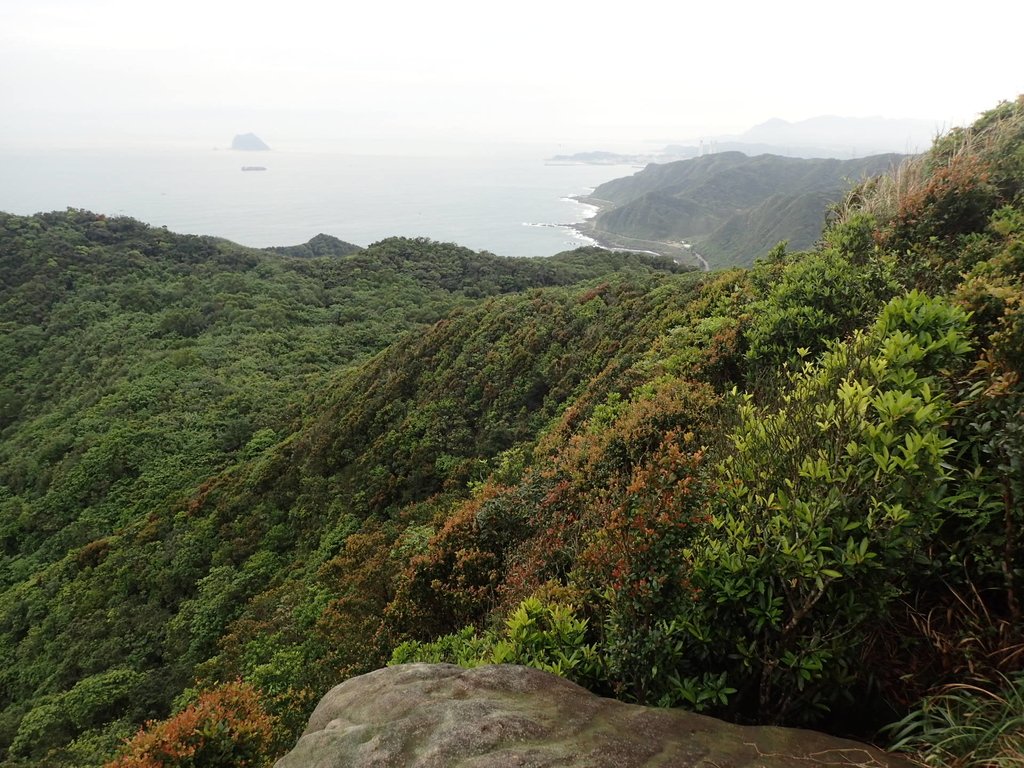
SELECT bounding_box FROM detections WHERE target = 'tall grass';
[831,96,1024,232]
[886,673,1024,767]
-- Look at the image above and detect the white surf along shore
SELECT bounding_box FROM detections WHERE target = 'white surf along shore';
[527,188,709,270]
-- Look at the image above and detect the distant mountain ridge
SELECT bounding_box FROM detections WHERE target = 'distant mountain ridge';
[739,114,939,155]
[550,114,938,166]
[584,151,904,267]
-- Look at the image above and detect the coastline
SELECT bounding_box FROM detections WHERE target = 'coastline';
[568,195,710,271]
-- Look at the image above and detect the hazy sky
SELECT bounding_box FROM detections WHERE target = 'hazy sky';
[1,0,1021,152]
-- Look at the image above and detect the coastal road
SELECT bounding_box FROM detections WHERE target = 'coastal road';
[690,250,710,271]
[597,231,711,271]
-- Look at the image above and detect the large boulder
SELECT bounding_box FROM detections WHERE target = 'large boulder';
[276,663,909,767]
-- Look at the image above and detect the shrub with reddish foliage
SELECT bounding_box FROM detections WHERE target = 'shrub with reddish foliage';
[106,681,275,768]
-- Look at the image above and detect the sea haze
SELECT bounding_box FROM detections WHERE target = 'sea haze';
[0,147,637,257]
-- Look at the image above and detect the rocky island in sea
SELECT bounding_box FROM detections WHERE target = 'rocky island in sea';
[231,132,270,151]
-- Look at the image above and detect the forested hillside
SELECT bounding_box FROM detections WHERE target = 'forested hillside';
[2,96,1023,768]
[0,219,683,765]
[585,151,904,267]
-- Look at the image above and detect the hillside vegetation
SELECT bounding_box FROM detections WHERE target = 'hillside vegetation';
[1,97,1022,768]
[586,151,904,267]
[0,220,682,765]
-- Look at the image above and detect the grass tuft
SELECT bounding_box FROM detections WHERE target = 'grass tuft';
[886,672,1024,767]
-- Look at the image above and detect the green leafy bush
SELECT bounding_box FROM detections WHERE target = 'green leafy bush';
[664,292,974,721]
[390,597,604,688]
[744,247,900,374]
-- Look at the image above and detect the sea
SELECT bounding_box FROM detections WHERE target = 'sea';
[0,146,638,258]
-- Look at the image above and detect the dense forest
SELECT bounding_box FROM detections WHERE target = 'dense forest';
[1,97,1022,767]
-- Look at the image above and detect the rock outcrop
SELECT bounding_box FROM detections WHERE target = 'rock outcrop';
[231,132,270,151]
[276,663,909,768]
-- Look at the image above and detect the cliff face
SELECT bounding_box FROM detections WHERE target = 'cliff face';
[276,664,909,768]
